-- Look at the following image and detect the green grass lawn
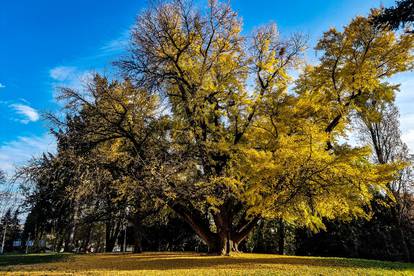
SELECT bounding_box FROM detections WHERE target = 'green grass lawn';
[0,252,413,275]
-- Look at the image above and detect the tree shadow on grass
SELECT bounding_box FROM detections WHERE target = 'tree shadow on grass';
[0,253,68,267]
[1,253,413,273]
[78,253,414,272]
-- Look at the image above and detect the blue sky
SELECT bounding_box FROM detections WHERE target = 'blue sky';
[1,0,413,176]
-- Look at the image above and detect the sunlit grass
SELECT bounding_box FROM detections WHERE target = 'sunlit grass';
[1,252,413,275]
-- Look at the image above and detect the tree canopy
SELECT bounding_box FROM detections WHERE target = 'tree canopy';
[17,0,414,256]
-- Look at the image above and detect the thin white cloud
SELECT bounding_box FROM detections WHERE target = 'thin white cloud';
[49,66,77,81]
[0,133,56,176]
[48,28,130,99]
[10,103,40,124]
[49,66,93,89]
[49,66,95,104]
[100,29,130,54]
[101,38,128,53]
[0,83,5,89]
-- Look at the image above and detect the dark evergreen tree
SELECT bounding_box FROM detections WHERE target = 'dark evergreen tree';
[0,208,21,252]
[374,0,414,33]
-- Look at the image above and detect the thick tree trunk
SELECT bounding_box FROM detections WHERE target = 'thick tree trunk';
[205,229,254,255]
[105,240,115,252]
[56,234,64,252]
[63,232,72,252]
[205,230,250,255]
[278,219,285,255]
[169,202,217,250]
[120,233,125,252]
[131,216,143,253]
[170,202,259,255]
[83,226,92,253]
[105,221,120,253]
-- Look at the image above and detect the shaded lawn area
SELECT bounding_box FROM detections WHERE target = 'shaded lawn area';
[1,252,413,275]
[0,253,68,266]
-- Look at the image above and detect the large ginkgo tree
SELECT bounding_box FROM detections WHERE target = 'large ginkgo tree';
[60,0,414,255]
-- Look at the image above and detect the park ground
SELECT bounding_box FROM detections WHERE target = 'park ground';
[0,252,413,275]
